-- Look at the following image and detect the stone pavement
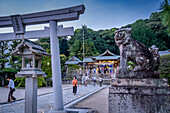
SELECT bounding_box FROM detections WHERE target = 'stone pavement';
[72,87,109,113]
[0,84,72,104]
[0,85,106,113]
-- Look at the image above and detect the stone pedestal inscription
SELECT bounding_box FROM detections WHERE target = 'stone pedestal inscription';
[109,79,170,113]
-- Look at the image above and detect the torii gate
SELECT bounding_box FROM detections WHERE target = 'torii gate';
[0,5,85,113]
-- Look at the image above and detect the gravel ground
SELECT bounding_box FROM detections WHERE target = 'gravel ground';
[73,87,109,113]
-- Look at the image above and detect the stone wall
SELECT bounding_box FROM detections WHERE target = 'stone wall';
[109,79,170,113]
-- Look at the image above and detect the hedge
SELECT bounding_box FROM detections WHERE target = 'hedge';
[159,54,170,85]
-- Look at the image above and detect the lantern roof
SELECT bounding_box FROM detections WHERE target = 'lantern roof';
[11,39,50,57]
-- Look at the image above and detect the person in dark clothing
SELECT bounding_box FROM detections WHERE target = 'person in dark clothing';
[99,76,103,87]
[5,77,16,103]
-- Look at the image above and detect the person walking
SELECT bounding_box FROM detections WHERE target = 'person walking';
[5,77,16,103]
[93,67,96,73]
[111,67,114,79]
[82,74,85,85]
[84,74,89,87]
[99,76,103,87]
[92,75,97,86]
[72,76,78,95]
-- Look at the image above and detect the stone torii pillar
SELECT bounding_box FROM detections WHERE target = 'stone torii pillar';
[50,21,64,111]
[0,5,85,113]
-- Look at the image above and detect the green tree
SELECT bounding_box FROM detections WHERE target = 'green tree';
[59,38,69,57]
[159,54,170,85]
[0,41,10,86]
[147,12,169,50]
[0,40,21,86]
[41,49,52,87]
[132,20,159,48]
[41,49,67,86]
[70,25,96,42]
[69,25,99,59]
[123,11,169,50]
[94,34,108,54]
[80,42,94,58]
[37,38,70,57]
[60,54,67,70]
[69,39,82,59]
[96,29,119,54]
[9,40,22,70]
[37,38,50,50]
[159,0,170,35]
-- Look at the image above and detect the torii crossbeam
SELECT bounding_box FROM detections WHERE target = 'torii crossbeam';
[0,25,74,41]
[0,5,85,27]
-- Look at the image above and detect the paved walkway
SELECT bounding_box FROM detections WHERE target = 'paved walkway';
[73,87,109,113]
[0,84,72,104]
[0,85,106,113]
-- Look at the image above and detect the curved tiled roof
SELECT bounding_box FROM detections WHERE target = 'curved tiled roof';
[65,49,120,65]
[93,49,120,61]
[94,55,120,60]
[65,56,82,64]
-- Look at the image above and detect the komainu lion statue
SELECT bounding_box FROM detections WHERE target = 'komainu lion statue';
[114,28,160,78]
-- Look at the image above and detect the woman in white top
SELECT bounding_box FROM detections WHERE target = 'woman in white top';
[5,77,16,103]
[92,75,96,86]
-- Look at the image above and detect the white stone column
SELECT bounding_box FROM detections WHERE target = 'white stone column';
[25,77,37,113]
[49,20,65,112]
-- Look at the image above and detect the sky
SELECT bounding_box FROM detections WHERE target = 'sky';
[0,0,162,33]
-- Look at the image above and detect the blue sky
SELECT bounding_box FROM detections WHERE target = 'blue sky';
[0,0,162,32]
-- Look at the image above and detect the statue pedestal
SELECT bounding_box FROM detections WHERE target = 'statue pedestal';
[109,79,170,113]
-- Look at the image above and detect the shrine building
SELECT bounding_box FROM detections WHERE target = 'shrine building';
[65,49,120,76]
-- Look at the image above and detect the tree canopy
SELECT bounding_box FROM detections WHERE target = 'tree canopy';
[159,0,170,35]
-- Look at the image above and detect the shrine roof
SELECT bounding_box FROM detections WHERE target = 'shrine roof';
[83,57,97,63]
[94,56,120,61]
[99,49,116,56]
[65,49,120,65]
[92,49,120,61]
[65,56,82,65]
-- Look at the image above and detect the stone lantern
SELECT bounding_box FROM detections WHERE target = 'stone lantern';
[11,39,50,113]
[11,39,49,77]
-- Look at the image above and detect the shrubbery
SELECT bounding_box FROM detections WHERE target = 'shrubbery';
[159,54,170,85]
[67,64,80,78]
[15,77,46,87]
